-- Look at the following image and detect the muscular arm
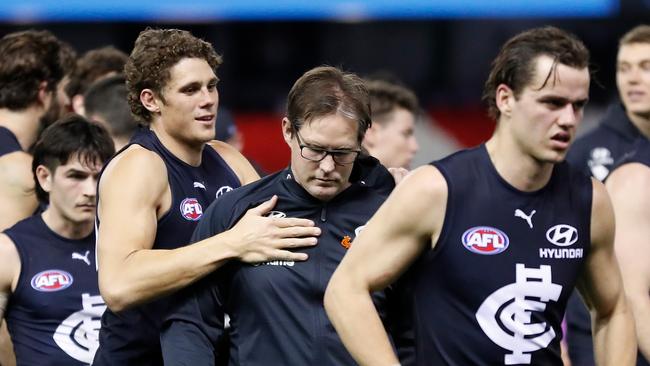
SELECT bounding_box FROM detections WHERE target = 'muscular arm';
[207,140,259,185]
[0,153,38,231]
[0,233,21,366]
[97,147,320,312]
[576,179,636,366]
[324,165,447,366]
[606,163,650,359]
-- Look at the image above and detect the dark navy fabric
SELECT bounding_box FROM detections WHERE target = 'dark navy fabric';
[402,144,592,366]
[4,215,102,366]
[93,128,241,366]
[160,163,399,366]
[567,103,645,181]
[612,138,650,170]
[566,103,649,366]
[0,126,22,156]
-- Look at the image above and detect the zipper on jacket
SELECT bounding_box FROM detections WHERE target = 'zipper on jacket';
[320,205,327,222]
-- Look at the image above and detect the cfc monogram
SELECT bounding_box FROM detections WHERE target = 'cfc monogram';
[476,264,562,365]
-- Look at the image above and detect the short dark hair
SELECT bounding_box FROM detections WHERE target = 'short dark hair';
[286,66,371,143]
[365,79,419,125]
[482,26,590,121]
[125,28,223,125]
[619,25,650,46]
[31,115,115,204]
[0,30,69,110]
[85,75,138,140]
[65,46,128,98]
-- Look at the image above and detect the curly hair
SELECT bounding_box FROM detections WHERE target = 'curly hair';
[482,26,590,121]
[125,28,222,124]
[0,30,70,110]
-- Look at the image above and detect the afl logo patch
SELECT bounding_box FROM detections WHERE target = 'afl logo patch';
[31,270,73,292]
[180,198,203,221]
[462,226,509,255]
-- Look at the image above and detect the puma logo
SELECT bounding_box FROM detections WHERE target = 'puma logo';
[514,209,536,229]
[72,250,91,266]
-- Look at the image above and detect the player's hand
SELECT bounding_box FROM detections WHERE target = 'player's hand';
[227,195,320,263]
[388,167,410,185]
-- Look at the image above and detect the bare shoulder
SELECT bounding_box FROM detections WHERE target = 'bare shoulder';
[0,233,20,290]
[206,140,259,185]
[391,164,448,204]
[0,151,33,187]
[606,163,650,197]
[99,145,168,197]
[380,164,448,240]
[590,177,615,250]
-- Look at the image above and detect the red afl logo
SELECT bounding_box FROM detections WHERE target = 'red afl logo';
[30,270,74,292]
[180,198,203,221]
[461,226,510,255]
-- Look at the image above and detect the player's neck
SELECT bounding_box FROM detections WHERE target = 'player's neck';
[485,136,554,192]
[41,209,94,240]
[626,110,650,139]
[0,107,43,150]
[150,123,204,166]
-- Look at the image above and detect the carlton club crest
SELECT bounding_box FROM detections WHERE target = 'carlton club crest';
[475,264,563,364]
[54,293,106,363]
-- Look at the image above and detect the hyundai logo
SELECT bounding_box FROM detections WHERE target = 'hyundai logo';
[546,224,578,247]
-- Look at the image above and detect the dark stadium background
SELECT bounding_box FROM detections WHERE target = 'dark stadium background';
[1,0,647,172]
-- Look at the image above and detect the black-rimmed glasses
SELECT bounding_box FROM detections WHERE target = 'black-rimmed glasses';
[295,131,360,165]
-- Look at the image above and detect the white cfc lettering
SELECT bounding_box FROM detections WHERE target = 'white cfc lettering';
[475,264,563,365]
[53,293,106,363]
[467,232,505,248]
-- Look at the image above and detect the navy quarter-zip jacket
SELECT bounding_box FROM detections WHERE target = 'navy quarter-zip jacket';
[161,161,406,365]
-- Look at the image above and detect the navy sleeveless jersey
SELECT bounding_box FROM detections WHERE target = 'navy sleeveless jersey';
[4,215,102,366]
[406,145,592,365]
[0,126,22,156]
[93,128,241,366]
[612,138,650,170]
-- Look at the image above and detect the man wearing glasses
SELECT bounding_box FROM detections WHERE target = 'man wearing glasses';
[159,66,403,365]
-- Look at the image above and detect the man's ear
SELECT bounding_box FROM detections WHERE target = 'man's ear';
[35,165,53,194]
[72,94,85,115]
[281,118,294,145]
[140,89,161,114]
[37,81,52,109]
[495,83,514,118]
[363,123,381,149]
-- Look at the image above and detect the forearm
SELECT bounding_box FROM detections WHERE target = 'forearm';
[100,233,237,311]
[324,278,399,366]
[628,296,650,360]
[592,299,636,366]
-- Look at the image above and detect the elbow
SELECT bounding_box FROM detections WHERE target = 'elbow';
[100,280,135,313]
[324,272,347,319]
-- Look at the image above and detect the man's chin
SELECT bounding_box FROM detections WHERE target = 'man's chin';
[307,184,339,201]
